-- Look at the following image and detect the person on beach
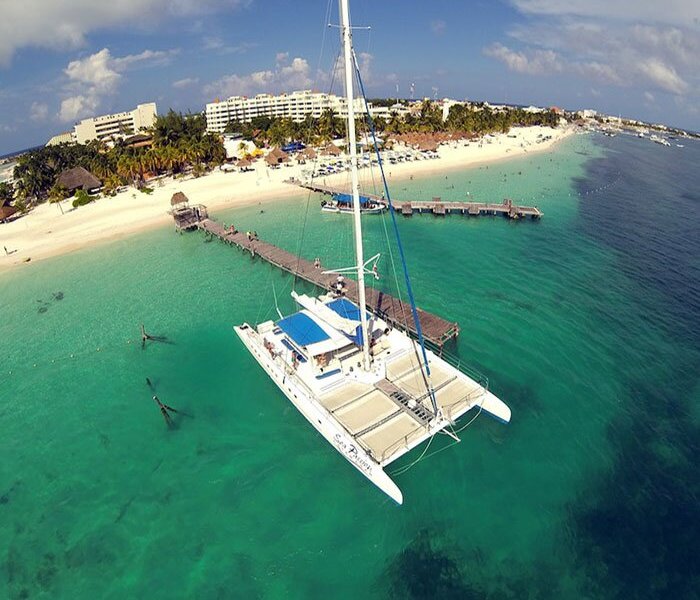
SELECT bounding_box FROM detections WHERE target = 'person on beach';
[314,257,321,269]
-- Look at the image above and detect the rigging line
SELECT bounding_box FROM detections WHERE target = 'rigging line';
[451,395,486,434]
[353,55,438,413]
[312,0,334,91]
[292,48,342,292]
[390,431,435,476]
[351,65,422,381]
[393,435,463,476]
[391,403,485,477]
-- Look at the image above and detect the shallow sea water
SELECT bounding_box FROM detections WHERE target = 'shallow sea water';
[0,133,698,599]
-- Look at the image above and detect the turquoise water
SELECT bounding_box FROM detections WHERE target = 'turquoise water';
[1,134,697,599]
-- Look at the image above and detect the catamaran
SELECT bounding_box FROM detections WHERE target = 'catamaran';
[321,192,386,214]
[234,0,510,504]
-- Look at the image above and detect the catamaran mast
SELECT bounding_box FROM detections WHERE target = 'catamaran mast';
[339,0,371,371]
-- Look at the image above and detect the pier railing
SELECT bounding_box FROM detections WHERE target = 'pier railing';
[288,181,543,220]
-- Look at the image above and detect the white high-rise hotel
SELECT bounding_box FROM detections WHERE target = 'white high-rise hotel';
[205,90,386,133]
[72,103,158,144]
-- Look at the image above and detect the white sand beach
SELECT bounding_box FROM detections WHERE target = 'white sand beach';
[0,125,573,271]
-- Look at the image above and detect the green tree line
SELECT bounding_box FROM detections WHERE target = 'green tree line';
[12,110,225,203]
[224,100,561,146]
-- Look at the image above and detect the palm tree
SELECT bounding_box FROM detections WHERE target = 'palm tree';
[48,183,68,214]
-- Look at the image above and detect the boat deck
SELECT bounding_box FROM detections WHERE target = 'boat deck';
[318,349,486,464]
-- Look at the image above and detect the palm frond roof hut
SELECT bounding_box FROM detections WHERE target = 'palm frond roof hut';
[170,191,189,207]
[322,143,342,156]
[265,147,289,166]
[56,166,102,194]
[0,201,18,221]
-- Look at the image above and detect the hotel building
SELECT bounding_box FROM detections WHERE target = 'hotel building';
[72,102,158,144]
[205,90,386,133]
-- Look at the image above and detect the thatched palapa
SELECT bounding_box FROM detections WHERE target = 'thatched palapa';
[56,166,102,194]
[0,200,18,221]
[265,147,289,166]
[322,143,341,156]
[170,191,189,207]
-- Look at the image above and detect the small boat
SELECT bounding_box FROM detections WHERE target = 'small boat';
[321,193,386,214]
[649,134,671,146]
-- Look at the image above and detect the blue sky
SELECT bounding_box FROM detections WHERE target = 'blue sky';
[1,0,698,154]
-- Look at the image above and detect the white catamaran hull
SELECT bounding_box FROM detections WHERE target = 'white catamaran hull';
[321,204,386,215]
[234,324,404,504]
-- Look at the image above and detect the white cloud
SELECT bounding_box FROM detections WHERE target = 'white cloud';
[483,43,562,75]
[509,0,699,28]
[205,55,313,98]
[431,20,446,35]
[58,95,101,123]
[172,77,200,89]
[487,4,700,106]
[30,101,49,122]
[113,49,175,69]
[638,58,688,95]
[59,47,175,122]
[0,0,248,66]
[644,91,655,103]
[202,36,256,55]
[574,61,622,85]
[64,48,121,96]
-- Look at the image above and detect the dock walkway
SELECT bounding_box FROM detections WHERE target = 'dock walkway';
[196,219,459,348]
[291,180,543,219]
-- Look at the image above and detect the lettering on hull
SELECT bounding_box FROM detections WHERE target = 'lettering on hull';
[334,433,373,473]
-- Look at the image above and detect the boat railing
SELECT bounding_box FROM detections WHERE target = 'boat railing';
[435,348,489,390]
[379,385,487,463]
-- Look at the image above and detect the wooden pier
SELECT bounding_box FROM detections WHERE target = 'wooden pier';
[195,218,459,348]
[292,180,543,220]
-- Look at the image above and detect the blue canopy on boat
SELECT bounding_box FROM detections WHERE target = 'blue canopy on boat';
[276,312,329,347]
[326,298,369,346]
[282,141,305,152]
[326,298,369,322]
[332,193,373,206]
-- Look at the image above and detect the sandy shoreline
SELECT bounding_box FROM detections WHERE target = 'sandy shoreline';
[0,125,573,272]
